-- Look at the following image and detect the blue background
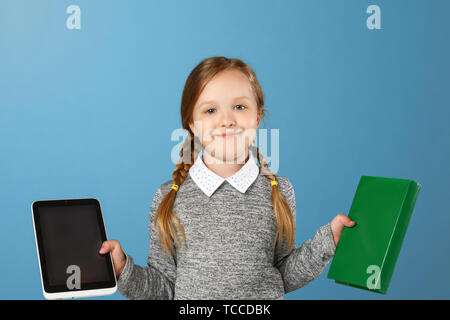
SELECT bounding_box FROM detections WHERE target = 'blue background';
[1,0,449,299]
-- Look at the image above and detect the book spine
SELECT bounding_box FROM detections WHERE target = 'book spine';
[380,181,421,293]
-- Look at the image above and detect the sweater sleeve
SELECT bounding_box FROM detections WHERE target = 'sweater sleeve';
[274,177,336,294]
[117,187,177,300]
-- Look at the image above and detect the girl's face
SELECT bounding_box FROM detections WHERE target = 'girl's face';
[189,69,262,163]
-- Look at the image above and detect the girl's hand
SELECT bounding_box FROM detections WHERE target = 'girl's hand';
[99,240,127,279]
[330,213,356,246]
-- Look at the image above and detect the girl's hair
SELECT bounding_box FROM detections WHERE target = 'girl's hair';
[154,56,295,257]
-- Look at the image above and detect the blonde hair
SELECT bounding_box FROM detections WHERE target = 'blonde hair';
[154,56,295,257]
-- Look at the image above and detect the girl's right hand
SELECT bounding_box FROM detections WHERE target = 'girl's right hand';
[99,240,127,279]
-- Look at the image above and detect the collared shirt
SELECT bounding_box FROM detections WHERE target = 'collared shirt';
[116,153,337,300]
[117,171,337,299]
[188,151,260,197]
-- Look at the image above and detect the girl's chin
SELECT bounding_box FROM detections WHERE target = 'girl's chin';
[204,150,249,164]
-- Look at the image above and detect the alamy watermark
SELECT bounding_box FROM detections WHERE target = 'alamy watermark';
[65,5,381,31]
[366,264,381,290]
[170,124,280,174]
[66,265,81,290]
[66,5,81,30]
[366,5,381,30]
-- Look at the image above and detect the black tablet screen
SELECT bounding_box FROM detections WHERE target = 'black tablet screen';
[34,200,115,292]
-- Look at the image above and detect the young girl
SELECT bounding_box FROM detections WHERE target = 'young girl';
[99,56,356,300]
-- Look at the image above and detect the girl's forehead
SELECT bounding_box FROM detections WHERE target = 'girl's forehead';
[206,70,250,89]
[197,72,254,104]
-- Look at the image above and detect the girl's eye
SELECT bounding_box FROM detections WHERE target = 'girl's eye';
[205,105,245,114]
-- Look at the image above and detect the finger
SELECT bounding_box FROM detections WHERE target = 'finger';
[339,214,356,226]
[346,220,356,227]
[99,240,115,254]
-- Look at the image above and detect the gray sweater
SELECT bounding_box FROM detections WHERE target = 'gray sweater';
[117,172,336,300]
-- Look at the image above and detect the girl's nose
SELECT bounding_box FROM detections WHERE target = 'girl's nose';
[220,119,236,128]
[219,111,236,128]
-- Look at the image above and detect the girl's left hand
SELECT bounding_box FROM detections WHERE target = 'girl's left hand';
[330,213,356,246]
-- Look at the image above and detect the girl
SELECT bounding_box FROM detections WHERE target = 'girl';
[99,56,356,300]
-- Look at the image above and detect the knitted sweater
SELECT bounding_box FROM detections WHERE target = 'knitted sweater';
[116,172,336,300]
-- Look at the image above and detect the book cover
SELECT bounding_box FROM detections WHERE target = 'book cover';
[327,175,421,294]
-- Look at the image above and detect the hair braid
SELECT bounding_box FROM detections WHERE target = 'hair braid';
[249,145,295,251]
[154,133,202,257]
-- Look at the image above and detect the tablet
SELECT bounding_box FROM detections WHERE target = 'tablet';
[31,198,117,299]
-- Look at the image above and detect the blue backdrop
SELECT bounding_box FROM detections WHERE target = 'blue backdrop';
[1,0,449,299]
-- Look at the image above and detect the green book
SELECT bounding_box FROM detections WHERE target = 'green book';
[327,175,421,294]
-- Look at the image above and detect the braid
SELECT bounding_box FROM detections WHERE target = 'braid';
[249,144,295,251]
[249,144,275,179]
[154,133,202,257]
[173,133,202,184]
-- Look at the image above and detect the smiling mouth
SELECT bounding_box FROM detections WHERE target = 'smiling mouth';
[215,131,242,138]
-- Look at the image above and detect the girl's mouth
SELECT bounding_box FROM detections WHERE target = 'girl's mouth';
[216,130,242,138]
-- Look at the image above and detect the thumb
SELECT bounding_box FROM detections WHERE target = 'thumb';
[343,217,356,227]
[99,241,114,254]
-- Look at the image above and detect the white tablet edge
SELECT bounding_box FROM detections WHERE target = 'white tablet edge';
[31,199,118,300]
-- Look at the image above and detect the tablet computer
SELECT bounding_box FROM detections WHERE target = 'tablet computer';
[31,198,117,299]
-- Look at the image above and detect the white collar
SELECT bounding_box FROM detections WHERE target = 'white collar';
[188,151,260,197]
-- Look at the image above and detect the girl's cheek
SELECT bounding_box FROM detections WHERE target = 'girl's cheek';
[242,128,257,144]
[192,120,210,142]
[202,130,214,143]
